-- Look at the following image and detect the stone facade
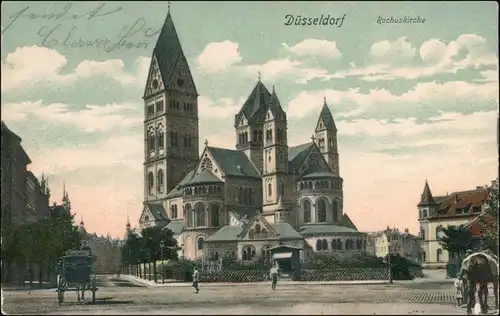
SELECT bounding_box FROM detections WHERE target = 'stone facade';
[137,11,366,263]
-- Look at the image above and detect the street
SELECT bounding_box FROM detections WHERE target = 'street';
[2,276,498,315]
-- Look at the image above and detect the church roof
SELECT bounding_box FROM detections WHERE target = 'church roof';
[266,88,286,119]
[147,11,197,96]
[235,80,272,125]
[186,170,223,185]
[288,142,314,172]
[316,100,337,131]
[145,203,169,221]
[206,146,261,178]
[299,224,361,236]
[163,219,184,235]
[205,222,303,242]
[229,207,259,221]
[166,170,196,197]
[272,222,303,239]
[341,213,358,230]
[302,171,337,179]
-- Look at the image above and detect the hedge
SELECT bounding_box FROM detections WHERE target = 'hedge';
[194,268,390,283]
[299,268,390,281]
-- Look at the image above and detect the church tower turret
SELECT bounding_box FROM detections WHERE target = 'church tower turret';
[62,181,71,213]
[143,5,199,202]
[234,75,272,173]
[262,87,290,222]
[314,98,339,175]
[418,180,437,220]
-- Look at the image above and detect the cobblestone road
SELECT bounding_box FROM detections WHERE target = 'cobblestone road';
[2,276,498,315]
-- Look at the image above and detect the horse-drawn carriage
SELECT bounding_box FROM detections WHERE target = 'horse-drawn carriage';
[56,249,98,305]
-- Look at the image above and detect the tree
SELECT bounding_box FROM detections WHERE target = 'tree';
[438,225,472,265]
[139,226,180,282]
[480,179,499,255]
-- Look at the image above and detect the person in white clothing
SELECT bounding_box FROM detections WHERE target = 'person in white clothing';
[454,277,464,306]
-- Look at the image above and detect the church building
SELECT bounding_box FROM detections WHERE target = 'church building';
[138,8,366,262]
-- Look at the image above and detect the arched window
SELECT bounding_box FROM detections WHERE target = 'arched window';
[303,200,311,223]
[157,169,164,193]
[332,199,340,222]
[195,203,205,227]
[268,183,272,197]
[322,239,328,251]
[420,228,426,240]
[144,215,150,222]
[422,251,426,262]
[148,132,155,151]
[242,246,256,261]
[197,237,204,251]
[148,172,154,194]
[186,204,194,228]
[170,205,175,219]
[436,225,443,239]
[210,204,220,227]
[437,249,442,262]
[261,245,271,261]
[261,229,268,238]
[239,188,244,204]
[356,240,362,250]
[345,239,351,250]
[248,229,255,239]
[316,239,322,251]
[317,199,327,222]
[253,130,258,141]
[157,129,165,149]
[248,188,253,205]
[331,239,337,250]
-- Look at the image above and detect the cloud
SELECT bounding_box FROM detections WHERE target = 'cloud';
[282,39,342,59]
[207,34,498,84]
[2,100,143,132]
[198,96,245,119]
[287,80,499,120]
[368,36,416,64]
[196,40,243,73]
[242,58,329,84]
[1,46,149,92]
[340,34,498,81]
[29,135,143,174]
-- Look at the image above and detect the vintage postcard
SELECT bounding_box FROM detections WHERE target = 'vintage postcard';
[1,1,498,315]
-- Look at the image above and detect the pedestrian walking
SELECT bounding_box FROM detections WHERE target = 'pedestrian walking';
[192,267,200,293]
[270,263,279,291]
[454,277,464,306]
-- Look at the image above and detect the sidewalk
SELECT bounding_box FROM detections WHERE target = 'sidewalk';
[120,274,391,287]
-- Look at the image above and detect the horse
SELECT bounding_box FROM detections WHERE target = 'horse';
[463,253,499,315]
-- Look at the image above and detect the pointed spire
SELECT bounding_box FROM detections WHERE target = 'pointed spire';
[168,1,171,13]
[62,180,67,201]
[80,216,84,226]
[204,139,209,147]
[316,98,337,132]
[258,71,261,82]
[418,180,436,206]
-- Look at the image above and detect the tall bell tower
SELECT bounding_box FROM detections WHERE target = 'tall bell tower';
[142,6,199,202]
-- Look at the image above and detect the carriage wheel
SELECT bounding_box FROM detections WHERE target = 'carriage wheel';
[57,275,64,305]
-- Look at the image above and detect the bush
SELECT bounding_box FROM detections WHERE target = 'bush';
[304,253,385,269]
[385,254,420,280]
[299,268,390,281]
[199,270,267,283]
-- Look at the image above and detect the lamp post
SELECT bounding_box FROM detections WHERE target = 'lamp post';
[385,228,393,284]
[160,240,165,284]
